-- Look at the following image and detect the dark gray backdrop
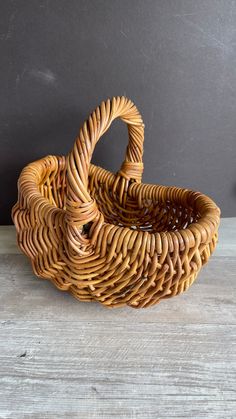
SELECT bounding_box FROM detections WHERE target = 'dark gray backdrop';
[1,0,236,224]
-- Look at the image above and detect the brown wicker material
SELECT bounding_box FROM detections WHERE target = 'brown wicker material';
[12,96,220,308]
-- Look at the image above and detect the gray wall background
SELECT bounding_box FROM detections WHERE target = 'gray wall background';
[1,0,236,224]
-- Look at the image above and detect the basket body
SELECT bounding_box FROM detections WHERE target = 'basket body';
[12,97,220,308]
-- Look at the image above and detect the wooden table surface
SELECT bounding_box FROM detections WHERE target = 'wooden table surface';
[0,219,235,419]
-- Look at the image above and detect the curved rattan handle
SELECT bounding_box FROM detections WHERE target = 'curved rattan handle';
[66,96,144,234]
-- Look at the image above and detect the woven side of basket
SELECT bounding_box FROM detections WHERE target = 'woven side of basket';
[12,96,221,308]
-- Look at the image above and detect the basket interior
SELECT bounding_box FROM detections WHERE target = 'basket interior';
[90,183,200,232]
[40,160,200,234]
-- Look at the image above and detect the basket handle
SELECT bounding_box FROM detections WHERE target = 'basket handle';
[65,96,144,238]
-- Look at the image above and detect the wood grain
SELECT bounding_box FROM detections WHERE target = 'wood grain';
[0,219,235,418]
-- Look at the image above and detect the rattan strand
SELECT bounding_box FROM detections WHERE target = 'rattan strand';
[12,96,220,308]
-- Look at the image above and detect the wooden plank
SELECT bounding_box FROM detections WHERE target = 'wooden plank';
[0,321,235,418]
[0,219,235,418]
[0,226,18,255]
[214,217,236,257]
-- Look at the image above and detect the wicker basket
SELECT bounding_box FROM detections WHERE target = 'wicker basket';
[12,96,220,308]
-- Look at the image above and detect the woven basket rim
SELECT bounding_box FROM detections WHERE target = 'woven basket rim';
[14,154,220,248]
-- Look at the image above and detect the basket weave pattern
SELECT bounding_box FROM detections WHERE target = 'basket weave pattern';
[12,97,220,308]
